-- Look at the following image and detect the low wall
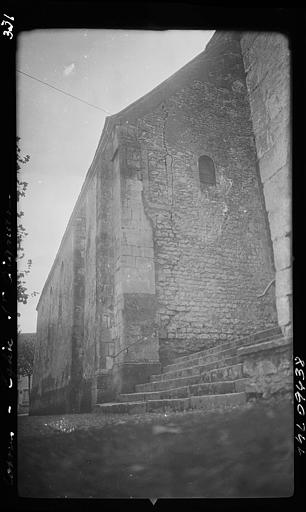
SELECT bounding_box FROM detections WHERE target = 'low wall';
[238,337,293,399]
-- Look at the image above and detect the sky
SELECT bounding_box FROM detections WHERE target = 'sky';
[17,29,215,333]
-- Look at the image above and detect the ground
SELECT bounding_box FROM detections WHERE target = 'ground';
[18,399,293,498]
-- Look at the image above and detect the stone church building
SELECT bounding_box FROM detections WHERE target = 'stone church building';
[30,31,292,415]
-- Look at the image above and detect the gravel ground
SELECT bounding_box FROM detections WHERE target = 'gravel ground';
[18,399,294,498]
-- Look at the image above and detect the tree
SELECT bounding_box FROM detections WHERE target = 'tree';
[18,335,35,392]
[17,138,38,396]
[17,137,38,306]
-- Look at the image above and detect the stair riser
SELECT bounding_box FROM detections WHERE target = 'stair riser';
[236,332,283,349]
[172,330,282,365]
[190,391,246,410]
[242,326,282,343]
[95,392,246,415]
[119,387,189,402]
[163,347,237,373]
[136,363,243,392]
[93,327,281,415]
[95,402,147,414]
[151,355,239,382]
[210,364,244,382]
[169,340,238,367]
[189,380,245,396]
[119,378,247,402]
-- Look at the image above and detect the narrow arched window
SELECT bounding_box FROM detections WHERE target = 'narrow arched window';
[199,155,216,187]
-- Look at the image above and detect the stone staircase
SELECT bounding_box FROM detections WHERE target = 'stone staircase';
[95,326,283,415]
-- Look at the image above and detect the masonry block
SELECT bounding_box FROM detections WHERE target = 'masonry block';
[239,337,293,398]
[32,32,288,415]
[122,292,159,363]
[273,235,291,271]
[121,265,155,294]
[268,205,291,241]
[263,166,291,214]
[241,32,291,339]
[259,127,290,184]
[108,362,162,396]
[275,268,292,298]
[276,295,292,327]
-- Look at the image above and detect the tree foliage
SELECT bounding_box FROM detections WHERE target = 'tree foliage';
[18,336,35,377]
[17,137,38,305]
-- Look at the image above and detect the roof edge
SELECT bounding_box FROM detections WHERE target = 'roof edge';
[110,31,219,122]
[36,115,117,310]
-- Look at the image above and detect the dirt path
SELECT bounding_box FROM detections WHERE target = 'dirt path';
[18,399,293,498]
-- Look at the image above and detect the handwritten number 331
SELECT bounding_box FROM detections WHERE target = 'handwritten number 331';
[2,15,14,39]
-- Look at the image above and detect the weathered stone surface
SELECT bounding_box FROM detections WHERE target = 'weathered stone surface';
[190,392,246,410]
[263,166,291,215]
[237,336,291,357]
[273,235,291,271]
[30,207,89,415]
[163,346,237,373]
[276,295,292,327]
[259,127,290,184]
[136,362,244,394]
[240,32,291,339]
[125,32,277,362]
[268,204,291,241]
[103,362,162,397]
[95,392,247,415]
[147,398,190,413]
[241,337,293,398]
[151,355,239,382]
[97,327,285,414]
[121,292,159,363]
[95,401,146,415]
[281,323,293,339]
[119,379,246,402]
[239,32,260,63]
[32,31,288,414]
[275,267,292,298]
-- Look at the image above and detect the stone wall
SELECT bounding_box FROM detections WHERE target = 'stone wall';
[31,227,75,414]
[116,126,159,364]
[31,170,99,413]
[32,31,285,411]
[95,139,116,371]
[240,32,292,337]
[95,126,161,399]
[81,175,98,408]
[238,337,293,399]
[70,208,86,411]
[116,32,277,363]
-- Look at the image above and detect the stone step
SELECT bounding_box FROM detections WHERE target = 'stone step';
[150,355,239,382]
[171,340,238,366]
[136,363,243,393]
[95,392,246,415]
[162,331,283,376]
[163,346,237,374]
[171,328,282,366]
[119,377,247,402]
[236,329,283,348]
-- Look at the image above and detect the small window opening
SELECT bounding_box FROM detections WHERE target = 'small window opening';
[199,155,216,187]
